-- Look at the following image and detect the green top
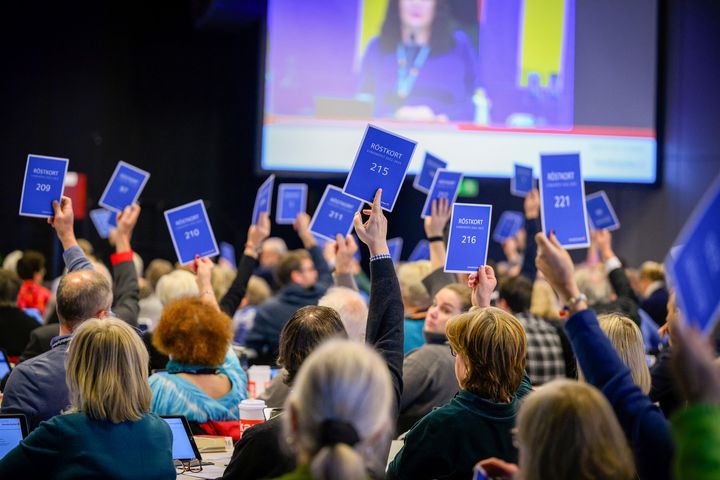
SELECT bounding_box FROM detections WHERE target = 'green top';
[387,374,532,480]
[273,464,313,480]
[0,412,175,480]
[672,404,720,480]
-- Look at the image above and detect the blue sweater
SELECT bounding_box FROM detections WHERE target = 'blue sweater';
[0,412,175,479]
[565,309,674,480]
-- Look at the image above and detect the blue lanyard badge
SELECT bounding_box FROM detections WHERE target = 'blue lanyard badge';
[396,44,430,99]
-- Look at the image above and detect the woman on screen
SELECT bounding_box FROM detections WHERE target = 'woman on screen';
[358,0,481,122]
[0,318,175,479]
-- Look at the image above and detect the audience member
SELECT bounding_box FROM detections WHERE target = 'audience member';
[232,275,272,344]
[397,260,432,354]
[598,313,652,394]
[2,197,140,430]
[277,340,394,480]
[255,236,288,290]
[497,275,576,385]
[534,231,673,480]
[155,269,198,306]
[398,283,471,430]
[638,261,669,327]
[15,250,51,316]
[0,268,39,359]
[650,293,685,417]
[478,380,635,480]
[138,258,173,329]
[245,213,333,364]
[0,318,175,479]
[530,277,561,321]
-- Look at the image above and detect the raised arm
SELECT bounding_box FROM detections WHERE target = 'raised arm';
[519,188,540,281]
[108,204,141,326]
[332,234,360,292]
[592,229,639,304]
[424,197,451,272]
[294,212,333,289]
[218,213,270,316]
[354,189,404,413]
[48,196,93,272]
[534,232,673,480]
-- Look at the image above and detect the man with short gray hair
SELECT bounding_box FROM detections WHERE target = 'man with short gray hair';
[1,196,139,430]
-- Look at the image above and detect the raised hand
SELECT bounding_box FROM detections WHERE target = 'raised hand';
[294,212,316,249]
[535,231,582,306]
[424,197,451,238]
[113,203,141,252]
[334,234,359,275]
[245,212,271,258]
[48,196,77,250]
[191,255,219,309]
[591,229,614,261]
[467,265,497,308]
[524,188,540,220]
[353,189,389,256]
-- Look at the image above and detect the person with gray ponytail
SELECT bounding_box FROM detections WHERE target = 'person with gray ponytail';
[276,339,395,480]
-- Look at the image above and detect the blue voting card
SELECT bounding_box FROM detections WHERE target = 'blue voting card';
[19,154,69,218]
[492,211,525,243]
[220,241,237,267]
[276,183,308,224]
[408,239,430,262]
[89,208,114,239]
[586,191,620,231]
[164,200,219,265]
[108,211,118,228]
[413,152,448,194]
[539,153,590,249]
[343,125,417,211]
[309,185,363,242]
[511,164,534,197]
[252,175,275,225]
[421,169,464,219]
[98,161,150,213]
[387,237,403,264]
[666,174,720,335]
[444,203,493,273]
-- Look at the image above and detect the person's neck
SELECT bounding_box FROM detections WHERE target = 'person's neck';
[401,26,430,46]
[59,324,73,336]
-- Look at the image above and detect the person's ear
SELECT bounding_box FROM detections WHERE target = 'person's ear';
[289,403,300,436]
[96,309,110,319]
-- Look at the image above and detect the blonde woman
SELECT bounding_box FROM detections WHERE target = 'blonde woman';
[478,380,635,480]
[276,339,394,480]
[598,314,651,394]
[0,318,175,479]
[389,306,531,480]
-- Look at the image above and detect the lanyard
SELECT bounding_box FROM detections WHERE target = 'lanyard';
[396,43,430,99]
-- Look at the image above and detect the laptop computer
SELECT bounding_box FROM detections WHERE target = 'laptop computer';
[0,414,29,459]
[160,415,202,463]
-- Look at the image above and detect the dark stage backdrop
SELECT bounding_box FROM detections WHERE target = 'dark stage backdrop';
[0,0,718,276]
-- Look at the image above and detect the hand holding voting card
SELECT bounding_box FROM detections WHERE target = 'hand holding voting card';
[666,174,720,335]
[220,242,237,268]
[586,191,620,231]
[89,209,114,239]
[539,153,590,249]
[413,152,447,193]
[343,125,416,211]
[421,169,463,218]
[408,239,430,261]
[164,200,219,265]
[388,237,403,264]
[19,154,69,218]
[511,164,534,197]
[252,175,275,225]
[444,203,492,273]
[276,183,308,224]
[492,211,524,243]
[309,185,363,241]
[98,161,150,212]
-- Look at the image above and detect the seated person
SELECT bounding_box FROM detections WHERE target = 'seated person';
[496,275,575,385]
[0,318,175,479]
[598,313,651,394]
[638,261,669,327]
[149,297,248,430]
[478,380,635,480]
[397,260,433,354]
[276,340,394,480]
[245,214,333,364]
[0,268,39,358]
[388,304,531,480]
[398,283,471,430]
[15,250,51,317]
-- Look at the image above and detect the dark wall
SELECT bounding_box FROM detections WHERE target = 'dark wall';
[0,0,718,274]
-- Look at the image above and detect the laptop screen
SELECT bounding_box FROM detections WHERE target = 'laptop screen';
[0,417,25,459]
[0,352,11,380]
[161,416,199,461]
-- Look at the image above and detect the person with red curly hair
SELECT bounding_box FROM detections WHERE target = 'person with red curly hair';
[148,297,248,429]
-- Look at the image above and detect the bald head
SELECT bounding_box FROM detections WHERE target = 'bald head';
[57,270,113,330]
[319,287,369,342]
